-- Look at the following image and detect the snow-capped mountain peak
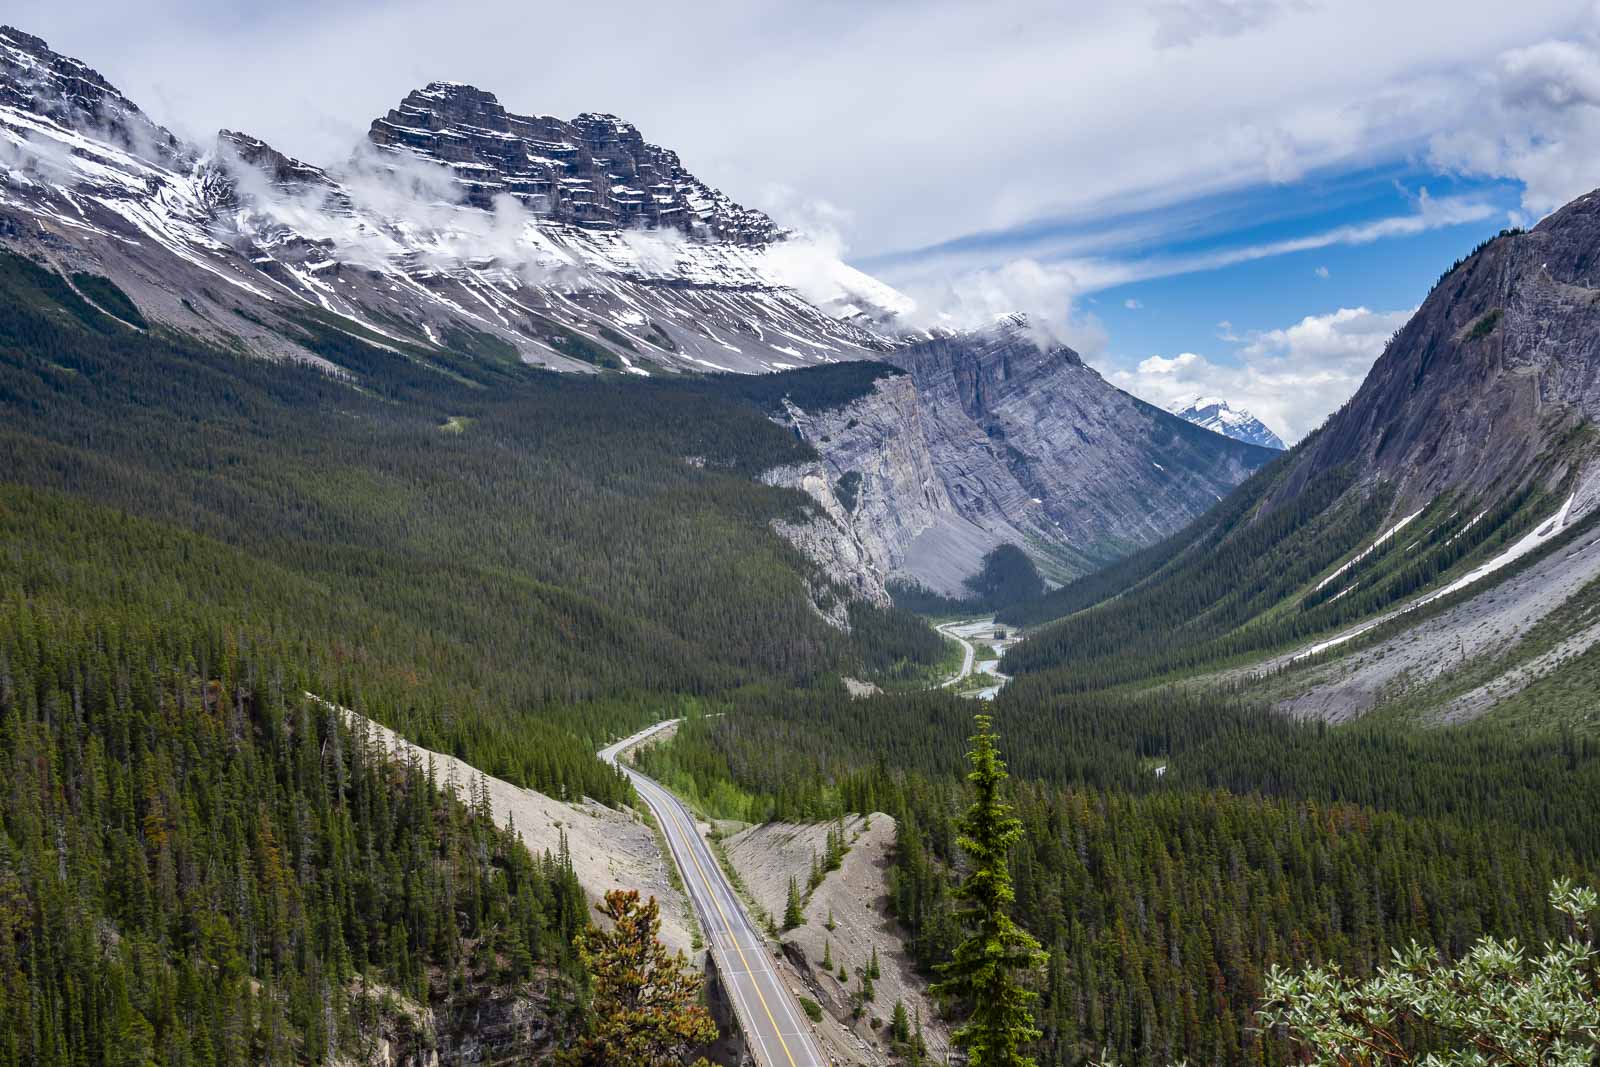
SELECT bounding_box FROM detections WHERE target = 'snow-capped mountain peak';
[1168,395,1286,450]
[1,27,914,374]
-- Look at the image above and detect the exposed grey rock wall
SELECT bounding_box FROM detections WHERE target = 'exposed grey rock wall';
[766,328,1277,597]
[1272,203,1600,519]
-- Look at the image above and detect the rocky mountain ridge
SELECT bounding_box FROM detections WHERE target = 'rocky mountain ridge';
[1268,210,1600,520]
[0,24,1275,594]
[768,325,1277,593]
[368,81,781,243]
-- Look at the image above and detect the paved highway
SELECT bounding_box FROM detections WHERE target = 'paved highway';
[936,619,979,687]
[601,722,827,1067]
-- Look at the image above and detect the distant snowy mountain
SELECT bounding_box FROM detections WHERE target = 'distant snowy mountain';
[0,24,1275,592]
[1167,396,1286,450]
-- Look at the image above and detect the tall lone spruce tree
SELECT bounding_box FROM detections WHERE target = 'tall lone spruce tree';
[933,714,1048,1067]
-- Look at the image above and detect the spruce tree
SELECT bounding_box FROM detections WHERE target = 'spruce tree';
[784,876,805,930]
[932,714,1047,1067]
[892,999,911,1043]
[564,890,717,1067]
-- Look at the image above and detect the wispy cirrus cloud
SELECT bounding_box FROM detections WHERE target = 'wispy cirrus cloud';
[879,189,1491,337]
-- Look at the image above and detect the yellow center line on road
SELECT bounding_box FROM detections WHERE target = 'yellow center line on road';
[671,795,802,1067]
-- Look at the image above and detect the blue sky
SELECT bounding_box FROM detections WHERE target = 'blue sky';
[9,0,1599,441]
[860,159,1534,441]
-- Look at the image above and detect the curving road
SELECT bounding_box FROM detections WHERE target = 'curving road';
[936,619,979,687]
[601,722,827,1067]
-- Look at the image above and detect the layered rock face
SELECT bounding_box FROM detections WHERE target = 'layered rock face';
[368,83,780,243]
[0,26,184,164]
[1273,203,1600,518]
[768,326,1278,595]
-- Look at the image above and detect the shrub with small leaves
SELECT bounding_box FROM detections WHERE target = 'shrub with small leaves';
[1259,880,1600,1067]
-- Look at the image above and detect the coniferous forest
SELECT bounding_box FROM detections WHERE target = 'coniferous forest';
[0,250,941,1064]
[4,240,1600,1067]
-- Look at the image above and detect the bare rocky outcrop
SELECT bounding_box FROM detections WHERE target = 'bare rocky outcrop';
[368,82,780,243]
[766,325,1277,595]
[350,709,695,956]
[723,815,950,1065]
[1270,205,1600,519]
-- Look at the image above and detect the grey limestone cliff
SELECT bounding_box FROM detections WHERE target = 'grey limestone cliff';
[767,327,1278,596]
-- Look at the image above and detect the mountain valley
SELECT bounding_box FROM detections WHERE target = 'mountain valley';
[2,16,1599,1067]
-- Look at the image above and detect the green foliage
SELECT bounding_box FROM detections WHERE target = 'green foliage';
[643,686,1600,1066]
[698,360,901,417]
[596,324,638,352]
[934,715,1047,1067]
[438,324,521,363]
[1466,307,1504,342]
[891,544,1046,617]
[834,469,864,512]
[647,322,677,352]
[536,317,624,369]
[1001,465,1580,696]
[0,248,951,1063]
[1432,228,1525,294]
[799,995,824,1023]
[892,999,911,1043]
[784,876,805,930]
[0,249,940,804]
[68,272,147,328]
[846,602,950,682]
[565,890,717,1067]
[1260,881,1599,1067]
[0,605,587,1067]
[963,545,1046,607]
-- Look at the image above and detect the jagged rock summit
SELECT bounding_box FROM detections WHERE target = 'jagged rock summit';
[0,25,185,164]
[369,82,781,243]
[1168,395,1286,450]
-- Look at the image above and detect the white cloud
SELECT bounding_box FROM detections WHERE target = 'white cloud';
[1148,0,1313,48]
[1103,305,1414,442]
[1125,297,1144,309]
[1315,264,1330,278]
[1429,31,1600,219]
[6,0,1588,260]
[877,189,1493,302]
[899,258,1108,354]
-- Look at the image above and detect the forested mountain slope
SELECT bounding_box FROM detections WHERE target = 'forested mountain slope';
[1000,200,1600,726]
[0,246,951,782]
[0,602,596,1066]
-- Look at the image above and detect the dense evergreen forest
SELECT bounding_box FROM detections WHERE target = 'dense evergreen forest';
[0,602,592,1065]
[638,680,1600,1065]
[0,250,949,1062]
[0,251,939,800]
